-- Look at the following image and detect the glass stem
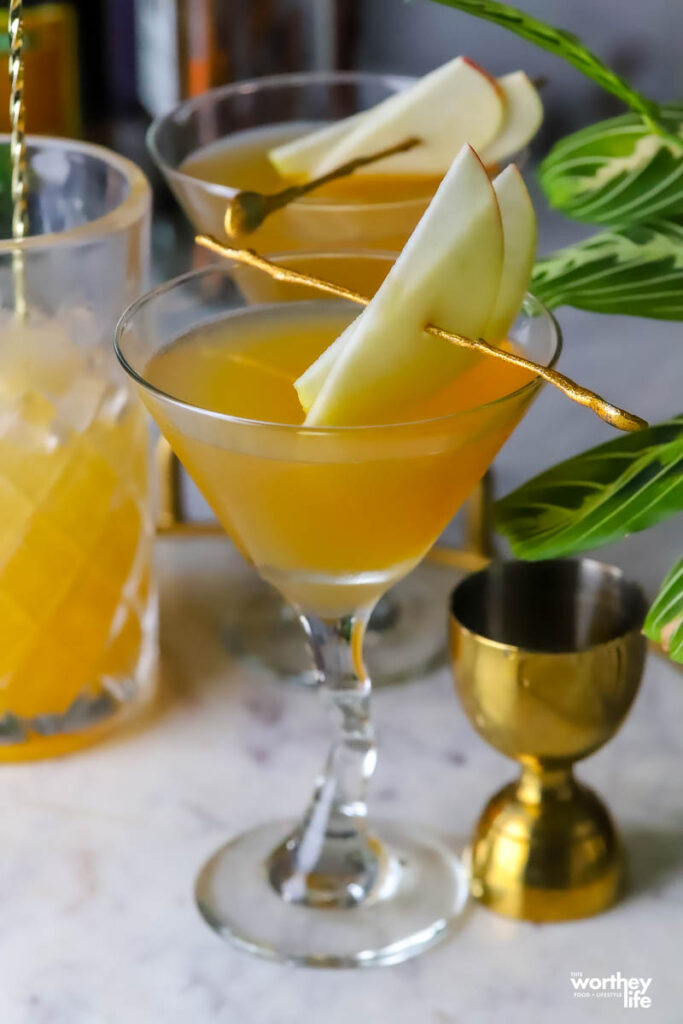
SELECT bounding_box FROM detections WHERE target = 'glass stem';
[268,604,386,908]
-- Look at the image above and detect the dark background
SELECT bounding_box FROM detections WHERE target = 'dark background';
[26,1,680,188]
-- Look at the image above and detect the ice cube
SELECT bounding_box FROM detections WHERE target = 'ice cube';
[31,319,86,397]
[1,390,61,452]
[0,313,86,400]
[0,307,112,444]
[32,148,70,185]
[0,320,32,403]
[20,389,56,428]
[100,384,130,423]
[56,374,108,434]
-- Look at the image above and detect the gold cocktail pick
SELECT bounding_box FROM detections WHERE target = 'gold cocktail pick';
[8,0,28,318]
[196,237,648,434]
[225,137,420,237]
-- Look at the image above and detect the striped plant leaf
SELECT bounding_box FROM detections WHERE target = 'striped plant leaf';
[531,220,683,318]
[644,557,683,664]
[426,0,663,128]
[539,106,683,226]
[495,414,683,559]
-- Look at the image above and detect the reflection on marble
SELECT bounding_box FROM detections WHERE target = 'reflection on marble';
[0,536,682,1023]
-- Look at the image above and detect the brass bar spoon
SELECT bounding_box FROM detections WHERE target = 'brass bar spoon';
[225,137,421,237]
[196,237,648,434]
[9,0,28,319]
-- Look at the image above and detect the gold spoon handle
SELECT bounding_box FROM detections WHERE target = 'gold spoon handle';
[9,0,28,319]
[226,137,421,236]
[269,136,421,204]
[429,330,645,432]
[196,237,648,434]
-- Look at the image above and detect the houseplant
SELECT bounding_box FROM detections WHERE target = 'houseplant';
[427,0,683,660]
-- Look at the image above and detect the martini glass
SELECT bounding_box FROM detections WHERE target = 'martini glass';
[147,71,432,254]
[115,254,560,966]
[148,71,507,686]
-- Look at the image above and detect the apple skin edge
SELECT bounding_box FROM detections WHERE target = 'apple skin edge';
[295,147,537,420]
[272,55,507,180]
[486,163,537,341]
[461,55,505,98]
[481,71,544,165]
[301,143,513,427]
[270,57,542,184]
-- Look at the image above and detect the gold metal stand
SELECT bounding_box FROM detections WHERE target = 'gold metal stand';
[155,436,222,537]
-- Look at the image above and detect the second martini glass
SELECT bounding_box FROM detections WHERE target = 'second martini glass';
[147,71,435,254]
[115,254,560,966]
[148,72,502,685]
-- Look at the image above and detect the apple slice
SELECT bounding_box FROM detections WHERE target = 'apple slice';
[485,164,537,341]
[299,145,503,426]
[480,71,543,166]
[297,162,536,415]
[270,57,504,180]
[268,110,369,182]
[295,319,356,414]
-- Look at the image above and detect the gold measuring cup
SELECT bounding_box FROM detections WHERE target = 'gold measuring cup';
[450,558,647,922]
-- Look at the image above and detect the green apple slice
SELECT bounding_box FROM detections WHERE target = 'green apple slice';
[270,57,504,180]
[485,164,537,341]
[296,161,536,415]
[295,320,356,414]
[480,72,543,166]
[299,145,503,426]
[268,110,369,182]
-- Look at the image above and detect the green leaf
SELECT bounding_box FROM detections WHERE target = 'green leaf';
[531,220,683,318]
[495,415,683,559]
[426,0,663,128]
[0,143,15,235]
[539,106,683,226]
[644,557,683,664]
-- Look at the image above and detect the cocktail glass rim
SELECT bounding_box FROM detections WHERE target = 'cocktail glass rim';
[146,69,450,214]
[0,134,149,253]
[114,258,562,434]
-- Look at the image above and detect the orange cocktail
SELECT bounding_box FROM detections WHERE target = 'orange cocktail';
[115,246,559,966]
[0,334,152,757]
[115,253,559,965]
[179,123,441,255]
[0,137,154,761]
[145,300,534,616]
[147,66,542,681]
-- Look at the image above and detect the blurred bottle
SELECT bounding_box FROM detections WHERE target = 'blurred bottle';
[0,2,81,136]
[134,0,357,117]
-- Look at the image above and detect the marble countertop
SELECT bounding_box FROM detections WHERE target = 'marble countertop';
[1,532,682,1024]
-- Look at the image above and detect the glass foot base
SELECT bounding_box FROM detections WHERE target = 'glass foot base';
[195,818,469,968]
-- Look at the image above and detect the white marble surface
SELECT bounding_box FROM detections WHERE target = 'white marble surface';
[1,534,682,1024]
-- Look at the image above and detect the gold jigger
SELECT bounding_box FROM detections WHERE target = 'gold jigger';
[449,559,647,922]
